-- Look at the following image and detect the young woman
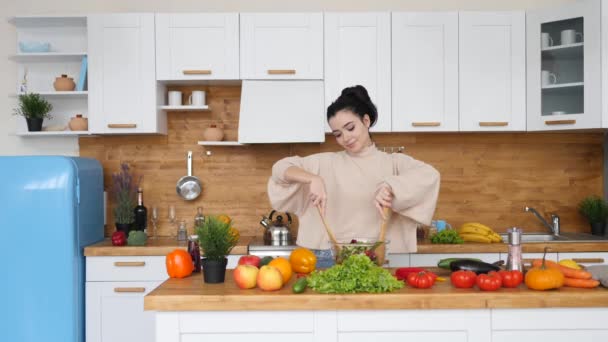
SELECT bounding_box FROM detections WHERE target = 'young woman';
[267,85,440,267]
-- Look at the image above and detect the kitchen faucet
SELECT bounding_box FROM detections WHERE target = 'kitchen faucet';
[524,206,560,236]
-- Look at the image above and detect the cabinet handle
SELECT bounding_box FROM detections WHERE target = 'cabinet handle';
[267,69,296,75]
[114,287,146,293]
[479,122,509,127]
[108,124,137,128]
[114,261,146,267]
[571,258,605,264]
[183,69,212,75]
[412,122,441,127]
[545,119,576,125]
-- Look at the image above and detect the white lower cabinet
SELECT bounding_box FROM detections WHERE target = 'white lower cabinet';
[410,253,500,267]
[558,252,608,265]
[86,281,162,342]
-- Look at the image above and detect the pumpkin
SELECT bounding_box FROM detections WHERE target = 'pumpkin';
[166,249,194,278]
[524,247,564,290]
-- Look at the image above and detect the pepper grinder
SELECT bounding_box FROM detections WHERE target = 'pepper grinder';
[506,227,524,272]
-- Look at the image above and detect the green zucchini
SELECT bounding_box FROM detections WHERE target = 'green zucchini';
[437,257,482,269]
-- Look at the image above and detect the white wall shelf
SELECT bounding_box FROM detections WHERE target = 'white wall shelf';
[542,42,584,59]
[15,131,89,136]
[160,105,209,112]
[11,53,87,62]
[542,82,584,89]
[197,141,244,146]
[13,91,88,97]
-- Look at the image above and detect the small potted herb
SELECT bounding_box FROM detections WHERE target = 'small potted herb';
[196,215,238,283]
[111,163,140,234]
[13,92,53,131]
[578,196,608,236]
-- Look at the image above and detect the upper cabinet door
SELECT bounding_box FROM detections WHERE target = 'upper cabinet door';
[528,0,601,131]
[155,13,239,80]
[240,13,323,79]
[88,14,164,134]
[459,12,526,132]
[392,12,459,132]
[324,13,391,133]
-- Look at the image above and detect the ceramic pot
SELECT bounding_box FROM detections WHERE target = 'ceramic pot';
[25,118,43,132]
[68,114,88,131]
[53,74,75,91]
[591,222,606,236]
[202,258,228,283]
[115,223,133,235]
[203,125,224,141]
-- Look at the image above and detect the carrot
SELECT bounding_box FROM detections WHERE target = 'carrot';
[563,277,600,288]
[531,259,592,279]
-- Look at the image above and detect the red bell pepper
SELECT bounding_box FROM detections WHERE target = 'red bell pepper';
[111,231,127,246]
[395,267,426,280]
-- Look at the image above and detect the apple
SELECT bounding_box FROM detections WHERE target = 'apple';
[257,265,283,291]
[233,265,259,289]
[238,255,261,268]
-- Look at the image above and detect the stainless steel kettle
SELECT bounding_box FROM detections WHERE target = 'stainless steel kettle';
[260,210,293,246]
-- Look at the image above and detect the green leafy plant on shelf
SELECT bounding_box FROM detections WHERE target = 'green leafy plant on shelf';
[578,196,608,223]
[13,93,53,119]
[196,215,238,261]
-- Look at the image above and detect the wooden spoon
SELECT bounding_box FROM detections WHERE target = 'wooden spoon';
[316,205,340,252]
[375,207,392,266]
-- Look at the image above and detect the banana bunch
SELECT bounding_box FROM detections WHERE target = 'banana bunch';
[458,222,503,243]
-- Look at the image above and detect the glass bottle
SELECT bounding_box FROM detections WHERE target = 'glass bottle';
[177,220,188,243]
[133,188,148,232]
[506,227,524,272]
[188,235,201,272]
[194,207,205,228]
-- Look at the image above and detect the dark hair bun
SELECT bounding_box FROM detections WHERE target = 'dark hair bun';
[327,85,378,126]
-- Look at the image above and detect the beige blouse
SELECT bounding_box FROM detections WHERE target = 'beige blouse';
[267,144,440,253]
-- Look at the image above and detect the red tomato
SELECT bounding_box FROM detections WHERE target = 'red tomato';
[450,270,477,288]
[406,271,436,289]
[498,270,524,288]
[476,271,502,291]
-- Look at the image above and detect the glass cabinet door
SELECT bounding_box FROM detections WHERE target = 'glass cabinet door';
[527,0,601,131]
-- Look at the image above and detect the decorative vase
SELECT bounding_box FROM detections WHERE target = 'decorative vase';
[203,124,224,141]
[53,74,76,91]
[115,222,133,235]
[68,114,88,131]
[590,222,606,236]
[25,118,43,132]
[202,258,228,283]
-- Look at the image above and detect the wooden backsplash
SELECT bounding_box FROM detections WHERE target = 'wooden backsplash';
[79,85,604,238]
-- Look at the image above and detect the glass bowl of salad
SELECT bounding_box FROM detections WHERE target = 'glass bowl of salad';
[333,239,388,265]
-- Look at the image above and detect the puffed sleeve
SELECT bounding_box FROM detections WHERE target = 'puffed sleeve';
[267,154,322,216]
[382,154,440,226]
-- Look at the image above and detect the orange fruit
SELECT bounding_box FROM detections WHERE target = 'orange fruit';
[268,257,293,284]
[217,214,231,225]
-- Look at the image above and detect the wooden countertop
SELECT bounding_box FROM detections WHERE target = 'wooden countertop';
[84,236,252,256]
[416,241,608,253]
[144,269,608,311]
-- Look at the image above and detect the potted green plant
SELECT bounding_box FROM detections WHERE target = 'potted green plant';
[111,163,139,234]
[13,92,53,132]
[578,196,608,236]
[196,215,238,283]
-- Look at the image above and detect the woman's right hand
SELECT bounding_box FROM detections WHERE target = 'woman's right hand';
[309,175,327,216]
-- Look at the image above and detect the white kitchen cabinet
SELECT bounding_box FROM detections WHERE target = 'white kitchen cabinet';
[324,12,391,132]
[11,16,90,136]
[86,256,168,342]
[459,12,526,132]
[392,12,459,132]
[410,253,500,267]
[558,252,608,265]
[240,13,323,80]
[155,13,239,80]
[88,14,165,134]
[527,0,601,131]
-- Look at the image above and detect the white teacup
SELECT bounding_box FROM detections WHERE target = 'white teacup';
[541,32,553,48]
[168,91,182,106]
[188,91,206,106]
[561,29,583,45]
[541,70,558,86]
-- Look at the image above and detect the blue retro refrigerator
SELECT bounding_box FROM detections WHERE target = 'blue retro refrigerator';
[0,156,105,342]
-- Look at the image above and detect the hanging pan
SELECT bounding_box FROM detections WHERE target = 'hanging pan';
[176,151,202,200]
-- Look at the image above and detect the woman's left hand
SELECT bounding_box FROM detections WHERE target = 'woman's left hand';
[375,183,393,218]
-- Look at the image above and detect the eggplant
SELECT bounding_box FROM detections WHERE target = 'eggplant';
[449,259,501,274]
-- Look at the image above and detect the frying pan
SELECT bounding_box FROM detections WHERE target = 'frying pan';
[176,151,202,200]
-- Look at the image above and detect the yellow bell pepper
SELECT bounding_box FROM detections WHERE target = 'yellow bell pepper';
[289,247,317,274]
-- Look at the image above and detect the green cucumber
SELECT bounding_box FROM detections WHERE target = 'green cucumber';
[259,256,274,267]
[292,277,308,294]
[437,257,482,269]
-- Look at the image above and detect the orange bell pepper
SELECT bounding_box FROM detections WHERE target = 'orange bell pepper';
[289,248,317,274]
[166,249,194,278]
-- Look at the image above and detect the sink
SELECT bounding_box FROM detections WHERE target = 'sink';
[499,232,608,243]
